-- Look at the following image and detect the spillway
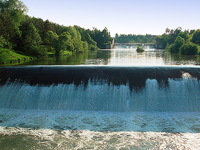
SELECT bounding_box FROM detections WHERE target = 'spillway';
[0,66,199,112]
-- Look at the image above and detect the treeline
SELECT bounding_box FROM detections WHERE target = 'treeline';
[0,0,113,57]
[114,33,156,43]
[156,27,200,55]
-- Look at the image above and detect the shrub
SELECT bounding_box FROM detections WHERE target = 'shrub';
[180,42,198,55]
[89,44,98,51]
[25,45,48,57]
[191,29,200,45]
[136,46,145,52]
[170,36,185,53]
[0,36,12,49]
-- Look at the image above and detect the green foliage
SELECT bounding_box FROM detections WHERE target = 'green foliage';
[0,36,12,49]
[82,41,89,51]
[43,30,58,52]
[191,29,200,45]
[178,31,190,41]
[20,22,42,51]
[85,33,97,46]
[155,34,168,48]
[0,0,27,48]
[170,36,185,53]
[0,0,112,59]
[0,0,28,13]
[180,41,198,55]
[90,27,113,49]
[156,27,188,49]
[89,44,98,51]
[156,27,200,55]
[74,26,98,50]
[0,47,34,65]
[55,32,73,55]
[25,45,47,57]
[136,46,145,53]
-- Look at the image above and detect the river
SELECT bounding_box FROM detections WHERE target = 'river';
[22,49,200,66]
[0,48,200,149]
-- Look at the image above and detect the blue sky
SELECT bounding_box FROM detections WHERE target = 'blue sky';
[22,0,200,36]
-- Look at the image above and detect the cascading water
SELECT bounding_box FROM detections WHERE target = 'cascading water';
[0,66,199,112]
[0,65,200,149]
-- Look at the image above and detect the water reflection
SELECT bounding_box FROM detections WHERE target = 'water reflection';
[164,52,200,65]
[22,49,200,66]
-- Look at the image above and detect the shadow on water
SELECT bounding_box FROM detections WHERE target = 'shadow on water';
[19,49,200,66]
[0,66,200,133]
[164,51,200,65]
[21,50,112,66]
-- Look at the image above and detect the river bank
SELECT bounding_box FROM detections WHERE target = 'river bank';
[0,48,35,66]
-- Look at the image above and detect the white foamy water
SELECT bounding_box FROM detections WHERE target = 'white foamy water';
[0,66,200,149]
[0,78,199,112]
[0,109,200,149]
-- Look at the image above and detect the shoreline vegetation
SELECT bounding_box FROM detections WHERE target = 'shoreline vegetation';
[0,48,35,65]
[155,27,200,55]
[136,46,145,53]
[0,1,200,66]
[0,0,113,65]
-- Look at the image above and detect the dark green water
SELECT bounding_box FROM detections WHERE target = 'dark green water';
[22,49,200,66]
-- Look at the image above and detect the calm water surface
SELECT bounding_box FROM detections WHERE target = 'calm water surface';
[22,49,200,66]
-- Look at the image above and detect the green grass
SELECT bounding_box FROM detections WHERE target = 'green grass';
[47,50,73,56]
[198,46,200,55]
[0,48,35,65]
[62,51,72,56]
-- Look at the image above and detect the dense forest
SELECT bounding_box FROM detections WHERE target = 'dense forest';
[114,34,156,43]
[0,0,113,62]
[156,27,200,55]
[115,29,200,55]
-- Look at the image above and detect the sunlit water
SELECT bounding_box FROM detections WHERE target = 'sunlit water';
[22,48,200,66]
[0,48,200,149]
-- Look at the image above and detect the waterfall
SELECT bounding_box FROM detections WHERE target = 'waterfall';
[0,66,199,112]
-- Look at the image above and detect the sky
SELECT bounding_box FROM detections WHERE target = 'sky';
[22,0,200,36]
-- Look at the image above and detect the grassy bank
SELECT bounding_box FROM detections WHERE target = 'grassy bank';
[0,48,35,65]
[48,51,73,57]
[198,46,200,55]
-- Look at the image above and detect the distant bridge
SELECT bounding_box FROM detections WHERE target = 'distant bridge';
[114,43,163,49]
[106,41,163,49]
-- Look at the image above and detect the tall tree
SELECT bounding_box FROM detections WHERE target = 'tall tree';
[0,0,27,48]
[43,30,58,52]
[191,29,200,45]
[20,22,41,50]
[55,32,73,55]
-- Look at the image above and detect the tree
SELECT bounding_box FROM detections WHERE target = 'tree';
[0,0,28,48]
[43,30,58,52]
[0,0,28,13]
[165,28,170,34]
[170,36,185,53]
[178,31,190,41]
[20,23,41,48]
[55,32,73,55]
[136,46,145,53]
[90,27,113,49]
[0,36,12,49]
[84,33,97,50]
[19,22,46,56]
[180,41,198,55]
[81,41,88,51]
[155,34,168,48]
[74,25,98,50]
[191,29,200,45]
